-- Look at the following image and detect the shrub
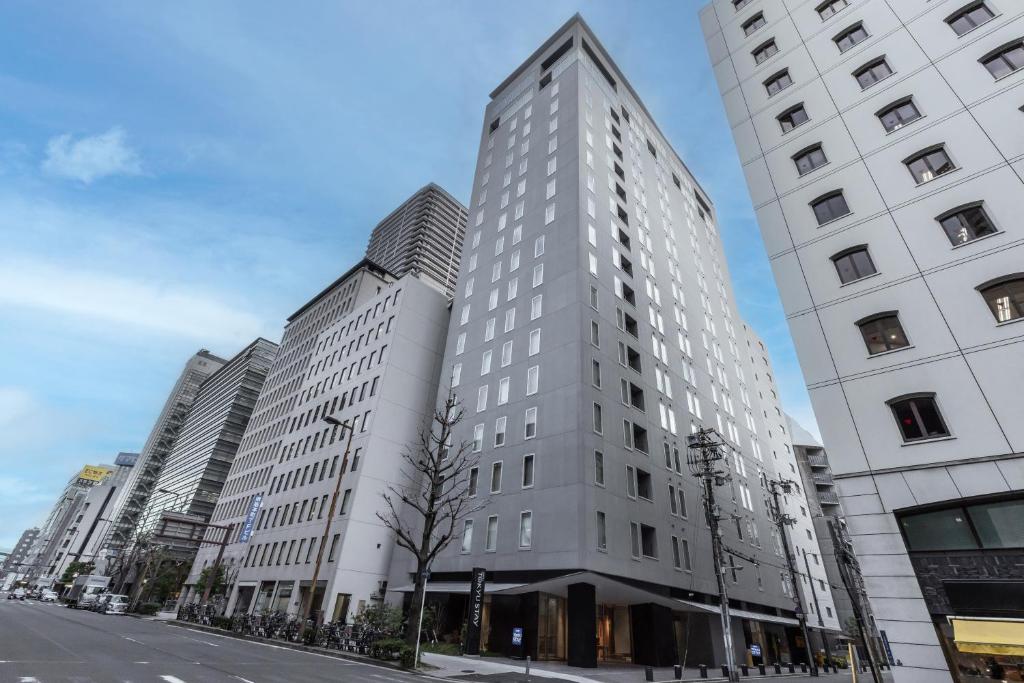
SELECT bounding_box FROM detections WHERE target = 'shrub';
[398,644,416,669]
[211,616,233,630]
[371,637,405,660]
[135,603,160,616]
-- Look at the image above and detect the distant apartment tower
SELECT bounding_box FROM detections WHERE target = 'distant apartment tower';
[2,528,40,574]
[103,350,226,551]
[137,338,278,537]
[365,183,468,297]
[387,15,833,670]
[701,2,1024,680]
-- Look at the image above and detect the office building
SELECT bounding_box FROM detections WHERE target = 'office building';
[103,350,226,551]
[183,186,466,617]
[52,452,138,581]
[365,183,469,297]
[23,465,114,586]
[2,527,40,577]
[138,338,278,535]
[387,15,832,670]
[700,1,1024,680]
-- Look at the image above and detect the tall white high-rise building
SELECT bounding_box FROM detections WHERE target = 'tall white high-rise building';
[700,1,1024,680]
[387,14,837,670]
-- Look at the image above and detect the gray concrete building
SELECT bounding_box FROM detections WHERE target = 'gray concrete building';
[102,350,226,553]
[365,183,468,298]
[2,527,40,581]
[700,1,1024,680]
[138,338,278,536]
[184,266,454,622]
[386,15,834,671]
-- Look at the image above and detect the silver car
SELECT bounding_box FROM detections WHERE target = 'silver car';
[104,594,129,615]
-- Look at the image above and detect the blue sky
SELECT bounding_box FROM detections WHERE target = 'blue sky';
[0,1,819,550]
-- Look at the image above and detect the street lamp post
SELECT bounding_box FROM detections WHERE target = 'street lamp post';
[298,415,355,637]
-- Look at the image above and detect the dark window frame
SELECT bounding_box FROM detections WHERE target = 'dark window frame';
[887,393,951,442]
[936,202,998,246]
[792,143,829,176]
[733,0,753,10]
[979,39,1024,79]
[810,189,851,225]
[742,12,767,37]
[752,38,779,64]
[903,145,956,184]
[816,0,850,21]
[833,22,869,53]
[876,96,922,133]
[855,311,910,355]
[831,245,877,284]
[976,273,1024,323]
[945,2,996,37]
[853,56,893,89]
[777,103,810,133]
[764,68,793,96]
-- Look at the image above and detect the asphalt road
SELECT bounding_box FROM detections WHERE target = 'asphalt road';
[0,598,424,683]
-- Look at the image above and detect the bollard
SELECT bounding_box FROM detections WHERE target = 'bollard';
[722,665,729,678]
[801,663,807,673]
[526,655,531,680]
[758,663,766,675]
[774,662,782,674]
[699,664,708,678]
[674,664,683,680]
[788,662,795,673]
[740,664,749,676]
[645,666,654,682]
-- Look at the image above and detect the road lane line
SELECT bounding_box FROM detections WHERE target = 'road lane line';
[160,676,188,683]
[19,677,40,682]
[177,634,219,647]
[233,677,256,683]
[123,636,142,644]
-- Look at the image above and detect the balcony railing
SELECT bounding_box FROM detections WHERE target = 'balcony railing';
[818,489,840,506]
[807,453,829,468]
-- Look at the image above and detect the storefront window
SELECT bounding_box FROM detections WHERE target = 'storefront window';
[967,500,1024,549]
[900,508,977,551]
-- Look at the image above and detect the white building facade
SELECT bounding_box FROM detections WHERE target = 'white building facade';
[701,1,1024,680]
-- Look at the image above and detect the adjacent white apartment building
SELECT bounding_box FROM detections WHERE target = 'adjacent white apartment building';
[701,1,1024,680]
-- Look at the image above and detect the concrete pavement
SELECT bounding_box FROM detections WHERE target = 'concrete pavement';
[0,598,424,683]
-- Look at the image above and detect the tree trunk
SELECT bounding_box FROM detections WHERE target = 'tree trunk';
[405,561,426,646]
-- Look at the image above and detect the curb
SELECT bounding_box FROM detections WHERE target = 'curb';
[165,620,416,674]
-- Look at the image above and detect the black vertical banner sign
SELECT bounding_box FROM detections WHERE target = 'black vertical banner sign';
[464,567,487,655]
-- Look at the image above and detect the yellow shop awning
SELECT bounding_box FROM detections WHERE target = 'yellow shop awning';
[951,617,1024,656]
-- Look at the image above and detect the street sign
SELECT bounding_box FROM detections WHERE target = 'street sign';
[512,627,523,646]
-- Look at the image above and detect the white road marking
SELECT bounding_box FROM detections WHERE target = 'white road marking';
[134,661,149,664]
[177,633,220,647]
[233,677,256,683]
[161,676,188,683]
[123,636,142,644]
[19,677,40,682]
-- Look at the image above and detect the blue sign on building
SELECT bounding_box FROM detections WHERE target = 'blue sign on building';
[750,644,762,657]
[238,494,263,543]
[512,627,523,646]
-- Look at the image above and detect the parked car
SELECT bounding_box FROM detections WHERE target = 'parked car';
[11,588,27,601]
[40,589,58,602]
[92,594,114,612]
[77,591,102,610]
[104,595,130,615]
[67,575,110,609]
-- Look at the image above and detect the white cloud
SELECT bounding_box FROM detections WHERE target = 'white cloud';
[0,256,271,347]
[42,126,142,183]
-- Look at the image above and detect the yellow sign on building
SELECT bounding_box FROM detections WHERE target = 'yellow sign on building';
[77,465,112,484]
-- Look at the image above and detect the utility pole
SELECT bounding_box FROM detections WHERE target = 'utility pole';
[686,428,739,683]
[764,477,817,677]
[299,415,355,637]
[199,523,233,607]
[828,519,883,683]
[803,551,830,668]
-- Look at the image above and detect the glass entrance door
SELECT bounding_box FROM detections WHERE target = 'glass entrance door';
[596,604,632,662]
[538,594,566,660]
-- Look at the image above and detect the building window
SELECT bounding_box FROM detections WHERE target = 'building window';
[473,424,484,452]
[525,407,537,439]
[793,144,828,175]
[476,385,488,412]
[461,520,473,553]
[468,467,479,496]
[529,328,541,356]
[518,511,533,548]
[597,511,607,550]
[526,365,539,395]
[753,40,779,64]
[834,22,868,52]
[593,402,603,434]
[877,97,922,132]
[494,416,507,447]
[980,40,1024,79]
[640,524,658,558]
[522,453,535,488]
[856,312,910,354]
[742,12,766,36]
[817,0,849,20]
[592,359,602,388]
[630,522,641,559]
[888,394,950,442]
[854,57,892,88]
[937,203,997,246]
[764,69,793,96]
[485,515,498,552]
[900,497,1024,551]
[977,274,1024,323]
[810,190,850,225]
[531,294,542,320]
[490,461,503,493]
[904,146,955,184]
[946,2,995,36]
[733,0,752,9]
[831,245,877,284]
[777,103,809,133]
[595,450,605,486]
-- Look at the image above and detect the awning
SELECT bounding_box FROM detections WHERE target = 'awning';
[951,617,1024,656]
[400,571,797,626]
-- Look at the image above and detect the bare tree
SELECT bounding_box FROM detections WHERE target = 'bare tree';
[378,387,483,646]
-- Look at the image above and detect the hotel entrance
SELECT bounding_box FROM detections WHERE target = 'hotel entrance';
[597,604,632,662]
[538,593,566,660]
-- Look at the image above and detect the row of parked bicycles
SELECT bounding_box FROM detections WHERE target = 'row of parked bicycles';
[177,604,392,655]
